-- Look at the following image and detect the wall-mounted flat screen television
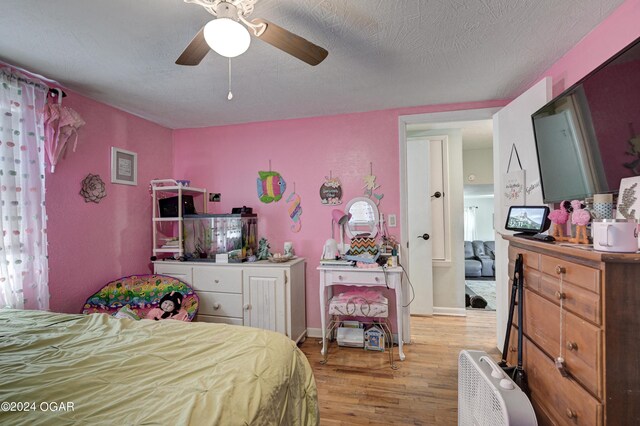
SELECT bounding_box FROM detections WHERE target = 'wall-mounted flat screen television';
[532,36,640,203]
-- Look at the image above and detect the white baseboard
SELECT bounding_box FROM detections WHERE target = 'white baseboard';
[307,328,322,338]
[433,306,467,317]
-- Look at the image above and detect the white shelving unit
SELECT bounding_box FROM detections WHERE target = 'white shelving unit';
[151,179,207,260]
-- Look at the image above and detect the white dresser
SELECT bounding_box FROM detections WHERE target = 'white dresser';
[154,258,307,343]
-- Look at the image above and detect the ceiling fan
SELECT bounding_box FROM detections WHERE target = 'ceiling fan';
[176,0,328,66]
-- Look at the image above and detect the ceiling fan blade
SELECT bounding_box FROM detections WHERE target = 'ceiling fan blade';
[251,18,328,66]
[176,27,210,66]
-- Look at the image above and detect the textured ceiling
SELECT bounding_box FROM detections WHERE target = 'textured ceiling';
[0,0,624,129]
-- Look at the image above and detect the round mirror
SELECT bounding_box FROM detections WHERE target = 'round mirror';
[344,197,379,238]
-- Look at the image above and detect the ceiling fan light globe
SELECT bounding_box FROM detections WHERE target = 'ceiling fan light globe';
[203,18,251,58]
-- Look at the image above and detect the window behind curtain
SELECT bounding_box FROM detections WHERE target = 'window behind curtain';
[0,69,49,310]
[464,206,477,242]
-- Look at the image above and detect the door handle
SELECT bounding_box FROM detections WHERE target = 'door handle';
[418,233,430,240]
[431,191,443,199]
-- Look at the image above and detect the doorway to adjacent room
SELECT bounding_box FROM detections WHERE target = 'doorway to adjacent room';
[399,108,500,328]
[464,184,496,310]
[462,125,496,311]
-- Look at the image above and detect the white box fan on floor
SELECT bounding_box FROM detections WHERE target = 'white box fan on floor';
[458,350,537,426]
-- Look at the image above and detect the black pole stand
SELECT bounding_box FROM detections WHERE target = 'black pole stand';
[498,254,529,395]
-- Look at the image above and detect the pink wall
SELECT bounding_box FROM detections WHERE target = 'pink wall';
[172,100,506,329]
[540,0,640,97]
[47,92,173,313]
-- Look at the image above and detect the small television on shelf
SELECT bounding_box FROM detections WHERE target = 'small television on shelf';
[531,36,640,203]
[505,206,550,235]
[158,195,196,217]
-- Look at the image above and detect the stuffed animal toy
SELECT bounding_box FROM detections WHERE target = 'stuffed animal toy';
[146,291,188,321]
[548,200,570,241]
[569,199,591,244]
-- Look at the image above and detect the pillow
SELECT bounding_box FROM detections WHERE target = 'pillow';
[113,305,140,320]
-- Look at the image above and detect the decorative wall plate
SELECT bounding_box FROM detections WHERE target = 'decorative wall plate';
[320,176,342,205]
[80,174,106,203]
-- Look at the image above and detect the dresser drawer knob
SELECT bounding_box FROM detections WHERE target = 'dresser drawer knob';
[555,291,566,300]
[212,303,221,310]
[374,276,380,282]
[243,303,251,310]
[214,279,220,284]
[567,341,578,351]
[338,275,343,280]
[556,265,566,275]
[566,408,577,419]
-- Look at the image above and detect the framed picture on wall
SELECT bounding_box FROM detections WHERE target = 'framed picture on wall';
[111,147,137,186]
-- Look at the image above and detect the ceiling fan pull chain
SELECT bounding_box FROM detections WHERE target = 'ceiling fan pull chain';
[227,57,233,100]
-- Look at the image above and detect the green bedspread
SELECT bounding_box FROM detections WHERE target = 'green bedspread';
[0,309,319,425]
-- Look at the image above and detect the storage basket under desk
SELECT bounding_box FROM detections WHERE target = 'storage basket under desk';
[322,289,397,369]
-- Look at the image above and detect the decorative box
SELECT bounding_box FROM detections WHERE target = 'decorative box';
[337,326,364,348]
[364,324,385,351]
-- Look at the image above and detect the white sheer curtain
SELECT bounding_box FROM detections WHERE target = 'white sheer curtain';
[464,206,477,241]
[0,69,49,310]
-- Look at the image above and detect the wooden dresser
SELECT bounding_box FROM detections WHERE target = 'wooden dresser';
[504,236,640,425]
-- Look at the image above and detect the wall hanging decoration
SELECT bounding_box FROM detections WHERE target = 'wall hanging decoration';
[111,147,137,186]
[287,182,302,232]
[44,89,86,173]
[503,144,525,206]
[525,180,541,197]
[363,162,384,205]
[256,160,286,203]
[319,171,342,205]
[80,174,106,203]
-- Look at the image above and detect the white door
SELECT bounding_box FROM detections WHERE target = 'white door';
[493,78,551,349]
[429,138,447,261]
[242,268,287,335]
[407,138,434,315]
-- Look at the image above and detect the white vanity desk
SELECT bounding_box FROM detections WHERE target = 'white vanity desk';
[318,265,408,360]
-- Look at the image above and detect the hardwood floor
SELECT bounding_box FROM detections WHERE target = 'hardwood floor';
[299,311,501,425]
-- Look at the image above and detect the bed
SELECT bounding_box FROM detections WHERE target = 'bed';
[0,309,319,425]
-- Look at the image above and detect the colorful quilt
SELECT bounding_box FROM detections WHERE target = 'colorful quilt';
[82,274,198,321]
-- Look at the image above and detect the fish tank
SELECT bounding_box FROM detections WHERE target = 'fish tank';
[183,214,258,262]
